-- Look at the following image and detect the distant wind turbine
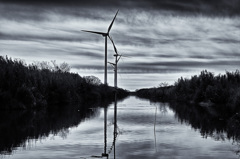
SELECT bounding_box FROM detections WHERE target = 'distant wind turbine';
[108,36,123,88]
[82,10,119,85]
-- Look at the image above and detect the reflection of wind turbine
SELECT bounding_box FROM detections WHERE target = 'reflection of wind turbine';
[80,108,109,159]
[154,106,157,152]
[82,10,119,85]
[79,99,119,159]
[108,90,118,159]
[113,92,118,159]
[108,36,123,88]
[103,107,108,158]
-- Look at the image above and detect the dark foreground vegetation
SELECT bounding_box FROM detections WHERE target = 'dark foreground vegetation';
[136,70,240,140]
[0,56,129,110]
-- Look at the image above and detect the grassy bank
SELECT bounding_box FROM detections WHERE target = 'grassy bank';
[0,56,129,110]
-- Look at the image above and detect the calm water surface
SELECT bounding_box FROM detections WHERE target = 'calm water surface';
[1,96,239,159]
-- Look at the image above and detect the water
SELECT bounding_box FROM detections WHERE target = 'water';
[1,96,239,159]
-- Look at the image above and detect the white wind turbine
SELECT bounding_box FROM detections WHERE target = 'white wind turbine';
[108,36,123,88]
[82,10,119,85]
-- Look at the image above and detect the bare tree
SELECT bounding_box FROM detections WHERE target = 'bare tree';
[32,60,70,72]
[84,76,102,86]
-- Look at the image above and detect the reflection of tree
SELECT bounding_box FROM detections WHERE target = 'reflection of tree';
[0,94,128,156]
[140,97,240,156]
[159,103,168,115]
[57,128,70,139]
[170,102,226,137]
[168,101,240,156]
[236,142,240,157]
[227,113,240,140]
[231,140,240,157]
[210,132,227,141]
[0,104,100,155]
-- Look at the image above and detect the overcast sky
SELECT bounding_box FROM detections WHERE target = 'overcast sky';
[0,0,240,90]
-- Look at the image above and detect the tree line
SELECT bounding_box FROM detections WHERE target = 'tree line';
[136,69,240,122]
[136,70,240,111]
[0,56,129,110]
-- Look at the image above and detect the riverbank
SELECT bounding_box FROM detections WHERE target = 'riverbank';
[0,56,129,110]
[136,70,240,109]
[135,70,240,140]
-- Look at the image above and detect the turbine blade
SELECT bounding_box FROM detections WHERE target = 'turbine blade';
[107,10,119,34]
[82,30,106,36]
[113,43,118,55]
[121,57,124,63]
[117,55,122,63]
[108,61,115,65]
[108,36,118,54]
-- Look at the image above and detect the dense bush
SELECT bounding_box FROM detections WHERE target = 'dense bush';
[173,70,240,109]
[0,56,129,110]
[136,70,240,112]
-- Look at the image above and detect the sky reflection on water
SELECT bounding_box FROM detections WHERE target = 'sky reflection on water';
[4,96,238,159]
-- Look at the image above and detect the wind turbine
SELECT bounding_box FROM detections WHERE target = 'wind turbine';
[82,10,119,85]
[108,36,123,88]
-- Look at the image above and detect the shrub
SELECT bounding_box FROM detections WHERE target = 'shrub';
[0,56,128,110]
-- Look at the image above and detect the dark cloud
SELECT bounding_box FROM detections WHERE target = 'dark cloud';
[155,54,182,58]
[188,55,215,60]
[0,31,86,43]
[210,38,240,44]
[71,64,104,70]
[70,51,103,59]
[148,0,240,15]
[1,0,240,16]
[114,59,240,74]
[0,3,47,21]
[134,60,240,68]
[71,62,188,73]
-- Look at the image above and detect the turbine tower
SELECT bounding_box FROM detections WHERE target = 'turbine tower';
[82,10,119,85]
[108,36,122,88]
